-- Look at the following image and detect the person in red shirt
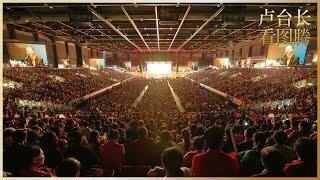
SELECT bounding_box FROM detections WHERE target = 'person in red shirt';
[283,137,317,177]
[14,145,54,177]
[191,126,239,177]
[100,129,125,176]
[183,135,204,168]
[126,127,157,166]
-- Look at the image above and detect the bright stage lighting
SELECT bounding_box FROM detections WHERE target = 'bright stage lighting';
[146,61,172,75]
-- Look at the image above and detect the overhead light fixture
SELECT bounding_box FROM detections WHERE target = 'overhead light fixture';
[170,28,173,30]
[134,3,138,7]
[49,6,53,9]
[140,19,143,22]
[6,7,10,10]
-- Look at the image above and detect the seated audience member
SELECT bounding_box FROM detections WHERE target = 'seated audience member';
[177,128,192,154]
[148,147,192,177]
[266,135,275,146]
[288,121,311,146]
[13,145,54,177]
[240,132,265,176]
[88,130,101,161]
[238,126,255,152]
[155,130,175,163]
[3,128,15,150]
[25,130,39,146]
[126,121,140,142]
[100,129,125,176]
[252,147,286,177]
[4,129,27,172]
[3,128,15,172]
[272,130,297,163]
[284,137,317,177]
[191,126,239,177]
[222,128,235,153]
[39,132,63,169]
[127,127,157,166]
[283,120,291,131]
[57,158,81,177]
[64,130,100,176]
[162,147,192,177]
[58,139,68,153]
[284,120,299,135]
[183,136,204,168]
[233,125,245,143]
[117,128,127,145]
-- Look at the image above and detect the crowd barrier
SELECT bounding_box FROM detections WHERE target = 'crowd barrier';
[184,76,244,106]
[81,76,135,100]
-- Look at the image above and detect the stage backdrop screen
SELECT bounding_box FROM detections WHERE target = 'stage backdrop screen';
[6,42,48,67]
[292,42,308,64]
[146,61,172,75]
[89,58,106,70]
[267,43,308,65]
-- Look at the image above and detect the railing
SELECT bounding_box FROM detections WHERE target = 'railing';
[77,76,135,101]
[184,76,244,106]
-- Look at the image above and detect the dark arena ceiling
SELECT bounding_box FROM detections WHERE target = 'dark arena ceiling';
[3,3,317,53]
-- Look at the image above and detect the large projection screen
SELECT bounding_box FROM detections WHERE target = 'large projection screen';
[6,42,49,67]
[147,61,172,74]
[146,61,172,78]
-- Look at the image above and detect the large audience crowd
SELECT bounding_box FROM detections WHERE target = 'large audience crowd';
[4,68,132,105]
[187,67,317,122]
[2,67,317,177]
[135,79,180,120]
[186,68,317,104]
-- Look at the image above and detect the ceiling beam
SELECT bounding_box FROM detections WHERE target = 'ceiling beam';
[177,6,224,51]
[8,22,71,41]
[57,21,98,40]
[121,6,151,52]
[31,22,81,40]
[218,21,257,40]
[168,5,191,51]
[204,29,221,40]
[196,21,257,50]
[155,5,160,50]
[89,24,113,40]
[88,6,142,52]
